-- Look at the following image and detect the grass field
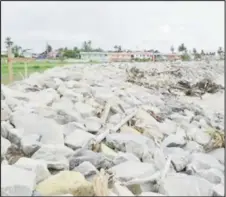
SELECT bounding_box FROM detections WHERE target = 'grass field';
[1,61,67,84]
[1,59,102,84]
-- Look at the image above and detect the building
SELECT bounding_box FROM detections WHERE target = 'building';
[80,51,182,62]
[109,52,132,62]
[80,52,109,62]
[23,51,33,58]
[133,52,154,60]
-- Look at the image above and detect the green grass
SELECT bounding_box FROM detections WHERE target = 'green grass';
[1,61,67,84]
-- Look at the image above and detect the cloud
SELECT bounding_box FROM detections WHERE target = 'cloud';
[160,25,171,34]
[1,1,224,53]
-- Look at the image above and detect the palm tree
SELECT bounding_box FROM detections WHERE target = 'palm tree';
[5,37,13,50]
[12,45,22,57]
[201,50,205,56]
[170,46,174,53]
[87,40,92,51]
[192,48,197,55]
[217,47,223,56]
[178,43,186,52]
[114,45,118,52]
[46,44,52,53]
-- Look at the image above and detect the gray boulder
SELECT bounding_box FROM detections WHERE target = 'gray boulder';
[1,137,11,157]
[69,149,113,170]
[113,152,140,165]
[161,134,186,148]
[158,173,213,196]
[72,161,98,178]
[1,165,36,196]
[65,129,94,150]
[20,134,41,156]
[105,133,155,158]
[10,112,64,145]
[13,157,51,183]
[31,145,74,170]
[186,153,224,173]
[208,148,224,164]
[109,161,156,182]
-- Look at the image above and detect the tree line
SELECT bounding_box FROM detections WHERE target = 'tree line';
[3,37,224,59]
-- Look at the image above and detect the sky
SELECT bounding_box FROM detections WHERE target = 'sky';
[1,1,224,53]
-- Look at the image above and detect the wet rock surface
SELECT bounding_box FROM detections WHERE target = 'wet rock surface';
[1,61,224,196]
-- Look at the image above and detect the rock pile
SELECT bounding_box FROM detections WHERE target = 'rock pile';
[1,61,224,196]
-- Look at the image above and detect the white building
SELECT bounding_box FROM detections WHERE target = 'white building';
[80,52,109,62]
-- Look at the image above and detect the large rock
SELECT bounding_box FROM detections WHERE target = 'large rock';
[6,128,24,147]
[69,149,112,170]
[113,152,140,165]
[109,161,156,182]
[1,101,11,121]
[163,147,190,172]
[184,140,204,153]
[1,165,36,196]
[65,129,95,150]
[208,148,224,164]
[29,88,60,106]
[161,134,186,148]
[14,157,51,183]
[72,161,98,178]
[20,134,41,156]
[105,133,155,158]
[196,168,224,184]
[194,130,211,146]
[84,117,102,134]
[1,121,13,139]
[213,184,224,196]
[52,97,83,124]
[63,122,87,137]
[1,137,11,157]
[35,171,94,196]
[100,143,117,159]
[74,102,95,118]
[10,112,64,145]
[186,153,224,173]
[31,145,74,170]
[158,173,213,196]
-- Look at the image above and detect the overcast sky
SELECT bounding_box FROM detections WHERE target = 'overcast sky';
[1,1,224,53]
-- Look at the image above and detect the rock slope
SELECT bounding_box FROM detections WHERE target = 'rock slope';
[1,60,224,196]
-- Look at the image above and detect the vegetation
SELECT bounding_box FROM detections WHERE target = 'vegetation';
[114,45,122,52]
[178,43,187,52]
[170,45,174,53]
[2,37,225,64]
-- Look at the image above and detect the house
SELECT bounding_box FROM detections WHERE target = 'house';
[80,52,109,62]
[47,50,61,59]
[23,51,33,58]
[109,52,132,62]
[132,52,155,61]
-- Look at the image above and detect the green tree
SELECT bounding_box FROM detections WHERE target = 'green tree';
[192,48,197,55]
[12,45,22,57]
[46,44,52,53]
[201,50,205,56]
[82,40,92,52]
[170,45,174,53]
[178,43,187,52]
[113,45,122,52]
[5,37,14,50]
[217,47,223,56]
